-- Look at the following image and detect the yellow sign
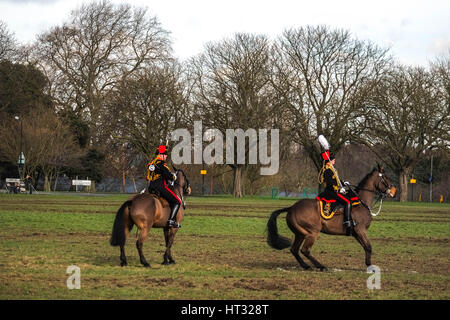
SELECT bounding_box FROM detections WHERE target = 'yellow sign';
[200,170,207,175]
[410,179,416,184]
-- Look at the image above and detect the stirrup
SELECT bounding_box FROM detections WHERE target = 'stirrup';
[343,220,356,227]
[343,220,355,236]
[167,220,181,228]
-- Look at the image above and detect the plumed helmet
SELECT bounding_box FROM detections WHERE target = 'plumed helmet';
[321,150,335,162]
[156,145,168,155]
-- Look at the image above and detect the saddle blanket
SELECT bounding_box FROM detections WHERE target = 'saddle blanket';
[316,196,360,220]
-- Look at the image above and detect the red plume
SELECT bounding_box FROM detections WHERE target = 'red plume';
[158,145,167,154]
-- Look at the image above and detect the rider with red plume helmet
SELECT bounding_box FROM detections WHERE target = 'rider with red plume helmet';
[146,144,182,228]
[317,135,357,235]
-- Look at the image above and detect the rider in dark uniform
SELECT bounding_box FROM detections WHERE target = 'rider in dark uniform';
[317,150,357,235]
[146,145,182,228]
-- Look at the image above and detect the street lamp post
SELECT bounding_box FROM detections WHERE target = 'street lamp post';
[14,116,25,178]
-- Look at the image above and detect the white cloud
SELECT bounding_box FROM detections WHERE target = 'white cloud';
[429,36,450,55]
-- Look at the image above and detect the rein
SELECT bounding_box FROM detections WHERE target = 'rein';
[353,185,387,217]
[359,194,385,217]
[173,169,190,209]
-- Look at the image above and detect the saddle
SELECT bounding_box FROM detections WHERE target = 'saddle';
[148,189,170,208]
[316,196,360,220]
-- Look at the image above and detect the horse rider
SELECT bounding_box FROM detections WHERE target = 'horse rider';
[146,145,183,228]
[317,150,357,235]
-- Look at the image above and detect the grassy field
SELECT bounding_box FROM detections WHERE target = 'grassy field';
[0,193,449,300]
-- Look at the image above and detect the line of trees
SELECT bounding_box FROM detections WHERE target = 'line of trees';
[0,0,449,200]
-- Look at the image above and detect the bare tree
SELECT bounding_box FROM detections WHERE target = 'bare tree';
[274,25,391,171]
[35,0,171,143]
[358,65,449,201]
[431,51,450,147]
[189,33,277,197]
[0,108,82,191]
[0,21,17,61]
[104,62,187,168]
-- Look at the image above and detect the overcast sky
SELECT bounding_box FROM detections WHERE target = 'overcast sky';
[1,0,449,66]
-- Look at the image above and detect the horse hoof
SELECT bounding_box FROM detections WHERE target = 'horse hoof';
[162,261,170,265]
[142,263,151,268]
[120,262,128,267]
[319,267,328,272]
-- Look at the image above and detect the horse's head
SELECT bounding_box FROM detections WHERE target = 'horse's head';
[174,168,191,196]
[374,164,396,198]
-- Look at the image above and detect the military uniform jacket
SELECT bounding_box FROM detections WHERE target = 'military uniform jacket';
[146,158,174,182]
[318,162,357,201]
[318,162,345,200]
[322,163,341,194]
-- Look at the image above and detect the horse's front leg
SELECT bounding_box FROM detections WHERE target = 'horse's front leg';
[353,227,372,267]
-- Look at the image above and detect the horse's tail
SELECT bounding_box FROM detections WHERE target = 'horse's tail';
[266,207,292,250]
[110,200,132,247]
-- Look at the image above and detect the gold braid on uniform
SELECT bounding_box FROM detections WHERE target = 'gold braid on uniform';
[146,156,160,181]
[150,156,159,164]
[317,160,327,184]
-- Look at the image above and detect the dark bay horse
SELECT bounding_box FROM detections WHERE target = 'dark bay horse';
[267,165,396,271]
[110,169,191,267]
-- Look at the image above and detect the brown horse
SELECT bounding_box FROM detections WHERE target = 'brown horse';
[267,165,396,271]
[110,169,191,267]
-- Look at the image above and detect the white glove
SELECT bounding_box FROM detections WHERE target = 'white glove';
[172,173,177,181]
[339,187,347,194]
[344,181,350,186]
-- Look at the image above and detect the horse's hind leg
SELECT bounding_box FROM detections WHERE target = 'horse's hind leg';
[136,227,151,268]
[290,234,311,270]
[119,245,127,266]
[162,227,177,265]
[120,217,133,267]
[301,233,328,271]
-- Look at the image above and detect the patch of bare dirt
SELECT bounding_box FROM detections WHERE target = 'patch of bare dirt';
[233,278,289,291]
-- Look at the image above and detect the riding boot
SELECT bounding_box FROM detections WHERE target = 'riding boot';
[343,203,356,236]
[167,203,181,228]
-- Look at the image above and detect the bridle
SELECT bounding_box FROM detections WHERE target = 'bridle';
[357,172,393,197]
[357,171,394,217]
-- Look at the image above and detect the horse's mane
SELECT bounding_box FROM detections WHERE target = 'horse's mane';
[355,168,377,191]
[175,169,190,188]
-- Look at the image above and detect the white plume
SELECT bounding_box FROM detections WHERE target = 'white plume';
[318,135,330,150]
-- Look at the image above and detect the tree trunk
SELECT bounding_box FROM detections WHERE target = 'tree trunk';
[233,165,244,198]
[53,173,59,191]
[44,175,51,192]
[283,184,290,197]
[398,168,411,202]
[210,175,214,195]
[122,147,126,193]
[122,170,126,193]
[90,181,96,193]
